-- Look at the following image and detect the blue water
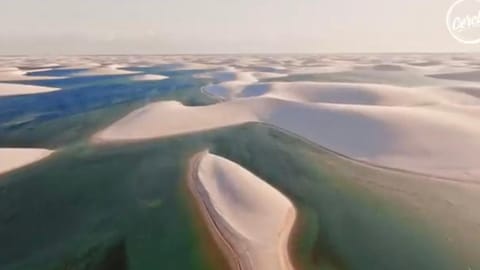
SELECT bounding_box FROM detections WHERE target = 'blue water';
[0,69,207,130]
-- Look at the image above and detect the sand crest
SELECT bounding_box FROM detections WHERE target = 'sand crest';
[188,151,296,270]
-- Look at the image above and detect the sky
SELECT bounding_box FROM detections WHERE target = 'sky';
[0,0,478,55]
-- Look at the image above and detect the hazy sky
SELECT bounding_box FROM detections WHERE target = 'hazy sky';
[0,0,477,54]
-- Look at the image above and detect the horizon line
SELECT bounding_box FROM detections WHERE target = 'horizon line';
[1,51,479,57]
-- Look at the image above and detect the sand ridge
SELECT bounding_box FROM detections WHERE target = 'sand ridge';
[204,81,480,106]
[94,80,480,182]
[188,151,296,270]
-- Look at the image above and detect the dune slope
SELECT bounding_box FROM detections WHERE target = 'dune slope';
[94,87,480,182]
[189,151,296,270]
[0,148,53,175]
[0,83,60,97]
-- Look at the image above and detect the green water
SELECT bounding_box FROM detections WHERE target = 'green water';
[0,123,464,270]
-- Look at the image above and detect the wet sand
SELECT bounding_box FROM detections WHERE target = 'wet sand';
[182,156,233,270]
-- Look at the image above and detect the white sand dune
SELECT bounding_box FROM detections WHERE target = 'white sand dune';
[57,63,101,70]
[285,64,354,75]
[0,82,60,97]
[131,74,168,81]
[260,101,480,181]
[0,67,64,81]
[203,81,262,100]
[72,64,139,77]
[198,70,258,83]
[95,81,480,181]
[198,67,285,84]
[204,82,480,106]
[0,148,53,175]
[189,151,295,270]
[94,100,257,140]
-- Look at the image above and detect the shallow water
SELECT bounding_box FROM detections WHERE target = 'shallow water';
[0,61,478,270]
[0,123,474,270]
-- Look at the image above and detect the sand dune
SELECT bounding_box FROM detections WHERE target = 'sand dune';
[198,70,259,83]
[95,81,480,181]
[131,74,169,81]
[203,81,263,100]
[189,151,296,270]
[72,64,139,77]
[94,100,257,140]
[0,82,60,97]
[205,82,480,106]
[198,67,285,83]
[261,100,480,181]
[285,64,353,75]
[0,148,53,175]
[0,67,64,81]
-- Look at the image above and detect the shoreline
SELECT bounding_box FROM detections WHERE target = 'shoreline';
[186,151,242,270]
[255,123,480,186]
[187,152,242,270]
[93,116,478,186]
[181,154,233,270]
[186,150,298,270]
[92,83,480,185]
